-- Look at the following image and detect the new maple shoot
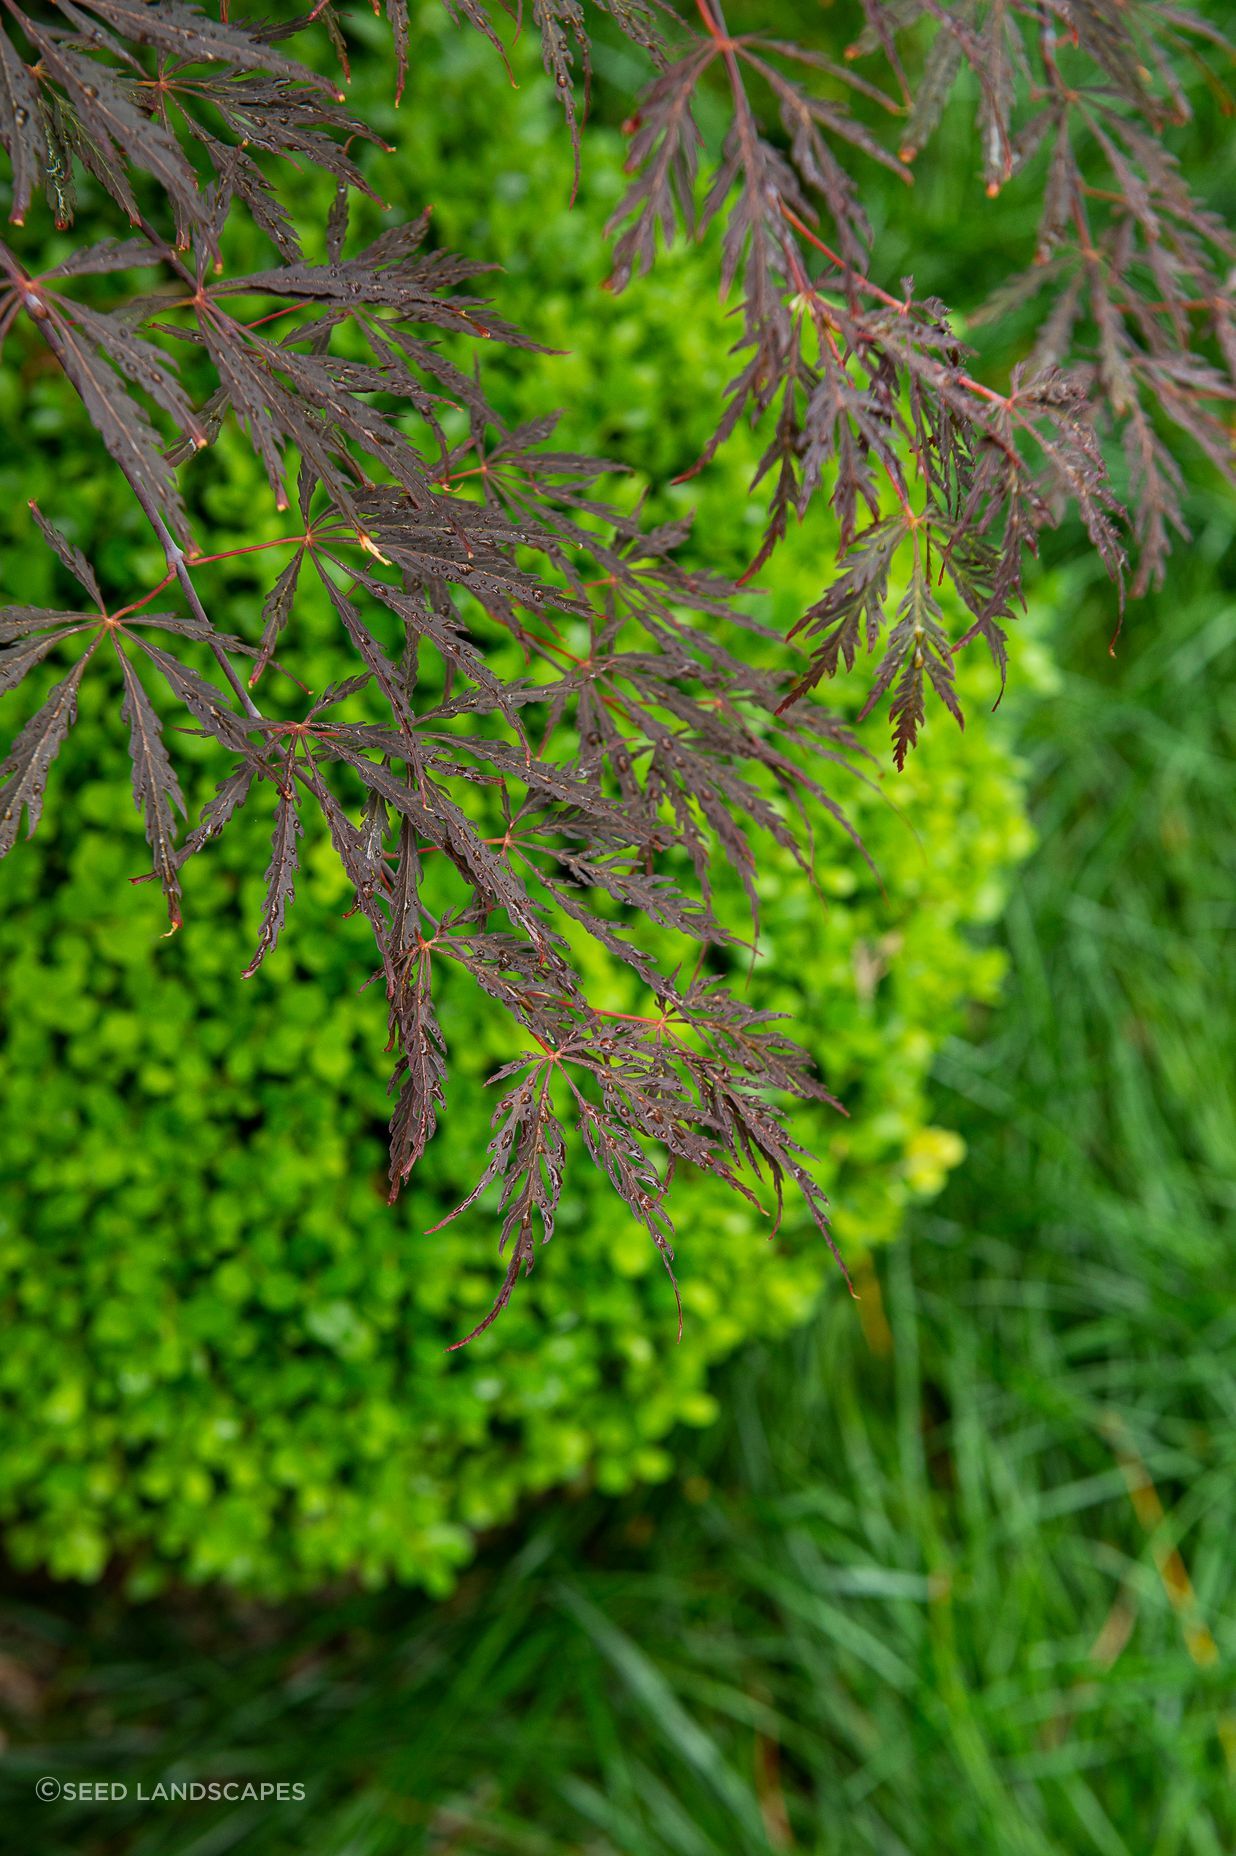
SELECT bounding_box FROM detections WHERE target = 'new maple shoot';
[0,1,1231,1343]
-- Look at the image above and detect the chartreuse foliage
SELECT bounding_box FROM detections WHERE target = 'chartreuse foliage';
[0,21,1040,1596]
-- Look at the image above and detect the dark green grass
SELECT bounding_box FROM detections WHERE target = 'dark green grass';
[3,497,1234,1853]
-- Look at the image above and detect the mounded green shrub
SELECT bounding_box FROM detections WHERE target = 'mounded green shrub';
[0,10,1041,1596]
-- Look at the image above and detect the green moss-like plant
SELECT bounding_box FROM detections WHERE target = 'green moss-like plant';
[0,16,1043,1596]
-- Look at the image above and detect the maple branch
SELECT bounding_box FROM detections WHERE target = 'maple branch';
[137,494,263,721]
[0,0,1227,1352]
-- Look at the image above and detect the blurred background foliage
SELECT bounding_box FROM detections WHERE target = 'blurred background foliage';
[1,3,1234,1851]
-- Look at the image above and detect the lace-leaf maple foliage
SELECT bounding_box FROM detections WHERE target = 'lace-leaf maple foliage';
[0,0,1231,1344]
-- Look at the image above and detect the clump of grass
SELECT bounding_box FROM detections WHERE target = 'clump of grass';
[3,499,1235,1854]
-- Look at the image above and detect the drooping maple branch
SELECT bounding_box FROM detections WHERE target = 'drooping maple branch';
[117,477,263,723]
[0,0,1230,1345]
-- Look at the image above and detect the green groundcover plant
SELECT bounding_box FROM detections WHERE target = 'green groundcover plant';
[0,8,1046,1596]
[0,1,1229,1592]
